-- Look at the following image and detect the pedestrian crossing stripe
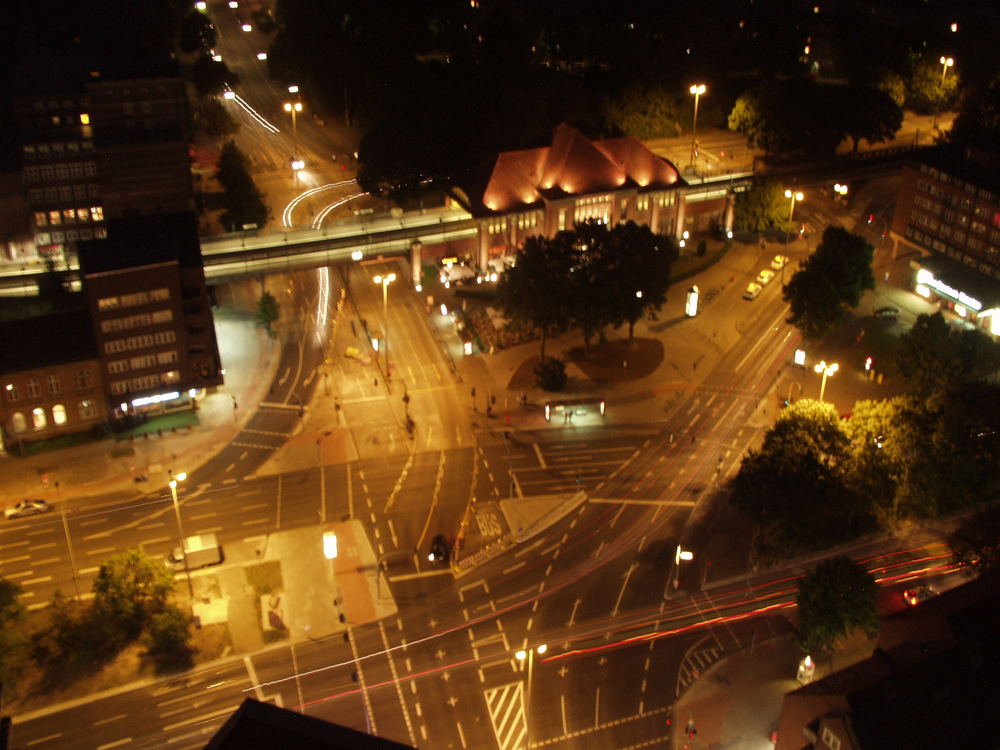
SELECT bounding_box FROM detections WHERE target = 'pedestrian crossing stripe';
[484,681,527,750]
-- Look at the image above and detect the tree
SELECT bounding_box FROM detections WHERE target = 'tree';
[603,82,683,139]
[733,178,790,234]
[728,79,844,157]
[796,556,879,654]
[534,356,567,392]
[604,222,677,341]
[784,226,874,340]
[256,291,280,336]
[839,85,903,153]
[179,10,216,54]
[496,233,575,360]
[217,141,269,232]
[891,313,964,394]
[144,604,195,669]
[191,54,235,97]
[874,71,906,107]
[731,400,866,560]
[192,97,239,137]
[0,579,27,685]
[949,75,1000,149]
[949,504,1000,576]
[905,53,960,114]
[92,547,175,639]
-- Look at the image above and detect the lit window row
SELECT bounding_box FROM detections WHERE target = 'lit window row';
[4,371,94,402]
[34,206,103,228]
[97,288,170,310]
[103,330,176,354]
[110,371,180,395]
[24,161,98,183]
[99,308,172,333]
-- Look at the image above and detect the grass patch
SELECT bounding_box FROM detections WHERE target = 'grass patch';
[245,561,283,596]
[114,411,200,440]
[12,427,112,458]
[669,241,733,285]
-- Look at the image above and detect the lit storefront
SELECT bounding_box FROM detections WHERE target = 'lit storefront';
[910,257,1000,337]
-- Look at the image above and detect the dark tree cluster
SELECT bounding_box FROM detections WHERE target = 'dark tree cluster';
[784,226,875,340]
[731,380,1000,563]
[796,556,879,655]
[216,142,270,232]
[496,221,678,384]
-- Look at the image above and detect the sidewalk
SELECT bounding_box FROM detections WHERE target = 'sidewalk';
[672,632,877,750]
[0,278,280,509]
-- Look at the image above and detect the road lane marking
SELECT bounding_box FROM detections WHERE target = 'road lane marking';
[140,537,170,546]
[533,443,547,469]
[162,706,236,733]
[22,576,53,585]
[501,561,525,575]
[26,734,62,746]
[87,546,117,556]
[241,518,270,527]
[2,554,30,563]
[5,570,34,578]
[588,498,696,506]
[189,513,217,520]
[93,714,127,727]
[29,557,60,565]
[83,531,112,540]
[79,519,108,527]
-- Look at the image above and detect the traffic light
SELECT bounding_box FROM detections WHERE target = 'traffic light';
[867,214,874,224]
[864,356,873,371]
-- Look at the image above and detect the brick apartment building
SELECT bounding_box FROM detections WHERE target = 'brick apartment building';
[79,212,223,421]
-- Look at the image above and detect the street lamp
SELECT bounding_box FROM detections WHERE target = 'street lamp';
[373,273,396,380]
[688,84,706,168]
[516,643,547,747]
[169,471,194,600]
[833,183,848,200]
[283,100,303,150]
[934,56,954,129]
[672,544,694,590]
[813,360,839,402]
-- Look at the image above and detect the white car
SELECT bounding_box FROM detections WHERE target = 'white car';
[770,254,789,270]
[743,282,762,300]
[756,269,775,286]
[4,498,51,519]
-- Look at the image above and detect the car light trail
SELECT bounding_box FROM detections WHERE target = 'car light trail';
[281,181,359,228]
[222,89,279,133]
[313,193,367,229]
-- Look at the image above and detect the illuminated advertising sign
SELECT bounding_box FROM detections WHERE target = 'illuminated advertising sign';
[915,268,982,311]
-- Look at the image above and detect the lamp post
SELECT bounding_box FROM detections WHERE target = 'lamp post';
[933,56,954,129]
[283,100,302,149]
[783,189,804,284]
[672,544,694,591]
[169,471,194,600]
[373,273,396,380]
[813,360,839,402]
[515,643,547,748]
[688,84,706,169]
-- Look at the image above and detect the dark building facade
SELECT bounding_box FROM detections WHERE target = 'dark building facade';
[79,212,222,421]
[891,145,1000,336]
[13,71,192,262]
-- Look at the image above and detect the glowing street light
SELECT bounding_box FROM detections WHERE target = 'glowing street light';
[373,273,396,379]
[933,56,954,129]
[813,360,839,402]
[516,643,548,747]
[688,84,706,168]
[833,183,848,199]
[168,471,194,600]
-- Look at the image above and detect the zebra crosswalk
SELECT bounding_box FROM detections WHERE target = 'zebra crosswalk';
[484,681,527,750]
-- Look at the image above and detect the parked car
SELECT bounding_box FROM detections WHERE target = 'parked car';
[743,282,763,300]
[3,498,51,519]
[756,269,775,286]
[874,306,900,319]
[770,254,789,270]
[902,585,936,607]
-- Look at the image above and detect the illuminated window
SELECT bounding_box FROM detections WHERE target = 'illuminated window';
[32,407,47,430]
[150,288,170,302]
[47,375,61,394]
[34,212,47,227]
[63,209,75,223]
[90,206,104,222]
[78,400,98,420]
[52,404,67,425]
[156,350,178,365]
[80,113,90,125]
[77,208,89,222]
[162,370,181,384]
[49,211,62,226]
[152,309,173,324]
[10,412,27,433]
[98,296,120,311]
[4,383,18,401]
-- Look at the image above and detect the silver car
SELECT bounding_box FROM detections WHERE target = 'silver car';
[4,498,51,519]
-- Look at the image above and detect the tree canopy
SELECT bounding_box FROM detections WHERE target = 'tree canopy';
[796,556,879,654]
[496,221,677,361]
[733,179,791,234]
[92,547,175,638]
[784,226,874,340]
[217,141,270,231]
[892,312,1000,394]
